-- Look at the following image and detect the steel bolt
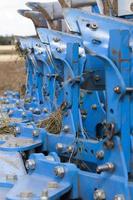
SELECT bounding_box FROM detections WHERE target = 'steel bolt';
[43,108,48,113]
[54,166,65,178]
[94,189,106,200]
[22,111,26,118]
[96,162,115,173]
[5,99,9,104]
[91,104,97,110]
[90,23,98,30]
[16,100,20,105]
[12,93,16,98]
[25,159,36,170]
[96,150,104,160]
[56,143,64,152]
[33,108,41,115]
[4,92,7,96]
[32,97,36,101]
[104,140,114,149]
[8,110,14,116]
[46,155,55,162]
[95,75,101,81]
[67,145,73,153]
[15,126,21,134]
[32,129,39,137]
[114,86,121,94]
[53,37,60,42]
[56,47,63,53]
[29,107,34,112]
[63,125,70,133]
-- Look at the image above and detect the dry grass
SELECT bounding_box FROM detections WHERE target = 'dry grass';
[0,46,15,50]
[0,45,16,55]
[0,45,26,95]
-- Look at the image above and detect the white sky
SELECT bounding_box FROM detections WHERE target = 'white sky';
[0,0,51,36]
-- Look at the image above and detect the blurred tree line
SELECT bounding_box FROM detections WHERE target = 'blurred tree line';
[0,36,15,45]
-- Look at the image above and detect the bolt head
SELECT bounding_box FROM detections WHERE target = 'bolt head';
[4,92,7,96]
[96,150,104,160]
[63,125,70,133]
[12,93,16,98]
[32,129,39,137]
[8,110,14,116]
[53,37,60,42]
[95,75,100,81]
[29,107,34,112]
[91,104,97,110]
[43,108,48,113]
[104,140,114,149]
[94,189,106,200]
[32,97,36,101]
[33,108,41,115]
[54,166,65,178]
[67,145,73,153]
[15,126,21,134]
[16,100,20,104]
[90,23,98,30]
[56,47,63,53]
[114,86,121,94]
[56,143,64,152]
[5,99,9,104]
[25,159,36,170]
[107,162,115,171]
[46,155,55,162]
[22,111,26,118]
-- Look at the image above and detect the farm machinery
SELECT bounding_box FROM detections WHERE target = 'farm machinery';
[0,0,133,199]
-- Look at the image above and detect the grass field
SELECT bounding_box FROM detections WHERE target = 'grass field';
[0,45,26,95]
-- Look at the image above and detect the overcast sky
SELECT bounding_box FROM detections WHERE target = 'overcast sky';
[0,0,50,36]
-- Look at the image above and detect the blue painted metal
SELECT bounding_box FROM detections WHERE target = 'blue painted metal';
[0,2,133,200]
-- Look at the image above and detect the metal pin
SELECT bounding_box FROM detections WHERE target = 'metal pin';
[96,162,115,173]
